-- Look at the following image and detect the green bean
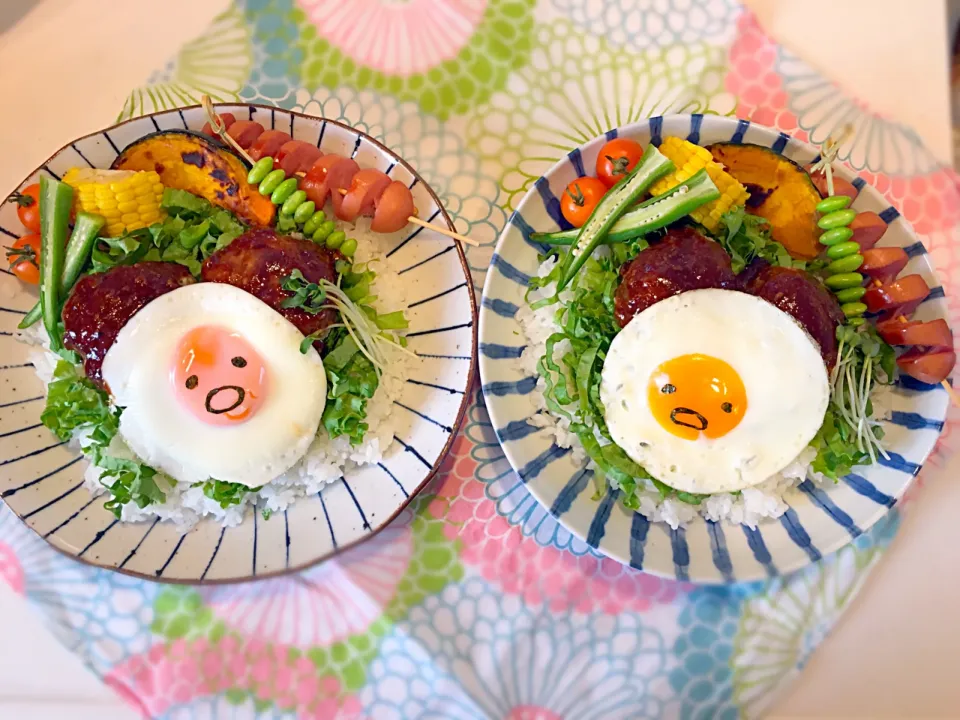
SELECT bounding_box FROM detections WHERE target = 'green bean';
[326,230,346,250]
[826,254,864,275]
[819,227,854,246]
[312,220,335,243]
[280,189,306,216]
[303,210,326,236]
[340,237,357,257]
[817,208,857,230]
[841,302,868,317]
[259,169,286,196]
[824,272,864,290]
[271,177,299,205]
[247,157,274,185]
[293,200,316,224]
[835,286,866,303]
[826,241,861,260]
[816,195,851,214]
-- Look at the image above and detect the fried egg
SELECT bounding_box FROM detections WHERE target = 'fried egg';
[600,288,829,494]
[102,283,327,487]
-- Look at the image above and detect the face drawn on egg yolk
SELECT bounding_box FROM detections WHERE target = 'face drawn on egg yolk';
[172,326,268,427]
[647,353,747,441]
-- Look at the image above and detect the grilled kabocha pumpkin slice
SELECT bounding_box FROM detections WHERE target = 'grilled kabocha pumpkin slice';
[707,142,822,260]
[112,130,275,227]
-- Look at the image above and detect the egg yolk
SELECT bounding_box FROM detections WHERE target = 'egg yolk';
[172,326,268,426]
[647,353,747,441]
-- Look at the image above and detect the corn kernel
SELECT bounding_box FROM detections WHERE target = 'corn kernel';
[63,168,166,236]
[650,137,748,231]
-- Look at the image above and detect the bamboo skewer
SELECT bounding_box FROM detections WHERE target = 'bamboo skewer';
[200,96,479,247]
[202,95,255,164]
[941,376,960,406]
[406,215,477,245]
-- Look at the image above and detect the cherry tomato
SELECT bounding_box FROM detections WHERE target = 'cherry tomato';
[560,177,607,227]
[860,247,908,285]
[897,346,956,385]
[5,234,40,285]
[863,274,929,315]
[596,138,644,188]
[877,318,953,348]
[8,183,41,234]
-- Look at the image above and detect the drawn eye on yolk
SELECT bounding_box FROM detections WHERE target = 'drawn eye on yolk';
[647,353,747,441]
[172,326,268,427]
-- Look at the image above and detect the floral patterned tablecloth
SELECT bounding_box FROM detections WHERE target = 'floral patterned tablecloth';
[2,1,959,717]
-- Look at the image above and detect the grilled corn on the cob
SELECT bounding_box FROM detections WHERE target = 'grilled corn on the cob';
[63,168,164,237]
[649,137,748,231]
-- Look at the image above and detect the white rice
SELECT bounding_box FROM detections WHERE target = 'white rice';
[516,256,828,530]
[16,224,417,529]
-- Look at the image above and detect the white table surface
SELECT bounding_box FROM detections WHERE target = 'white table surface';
[0,1,957,718]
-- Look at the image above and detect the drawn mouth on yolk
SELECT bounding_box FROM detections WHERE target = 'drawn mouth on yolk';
[647,353,747,441]
[205,385,247,415]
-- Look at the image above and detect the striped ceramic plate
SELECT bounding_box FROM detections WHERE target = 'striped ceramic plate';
[479,114,949,583]
[0,105,475,583]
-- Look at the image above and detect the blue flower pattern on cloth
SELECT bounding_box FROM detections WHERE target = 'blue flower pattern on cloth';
[363,577,675,719]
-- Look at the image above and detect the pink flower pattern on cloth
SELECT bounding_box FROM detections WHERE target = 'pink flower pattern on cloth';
[105,637,367,718]
[431,436,689,613]
[727,12,960,240]
[297,0,487,75]
[505,708,564,720]
[200,523,413,646]
[0,543,24,595]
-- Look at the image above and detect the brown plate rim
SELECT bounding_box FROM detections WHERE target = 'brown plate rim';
[0,101,479,585]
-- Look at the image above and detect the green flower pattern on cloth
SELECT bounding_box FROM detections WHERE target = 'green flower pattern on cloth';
[148,493,462,695]
[0,2,938,718]
[243,0,536,120]
[466,20,736,210]
[117,6,253,120]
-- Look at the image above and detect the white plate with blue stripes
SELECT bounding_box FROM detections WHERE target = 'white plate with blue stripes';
[0,105,476,583]
[478,114,949,583]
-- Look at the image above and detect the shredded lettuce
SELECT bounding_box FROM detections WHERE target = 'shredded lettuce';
[92,189,244,276]
[100,456,166,515]
[714,207,805,273]
[195,479,262,509]
[533,246,708,508]
[41,361,119,442]
[40,361,166,516]
[321,335,380,443]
